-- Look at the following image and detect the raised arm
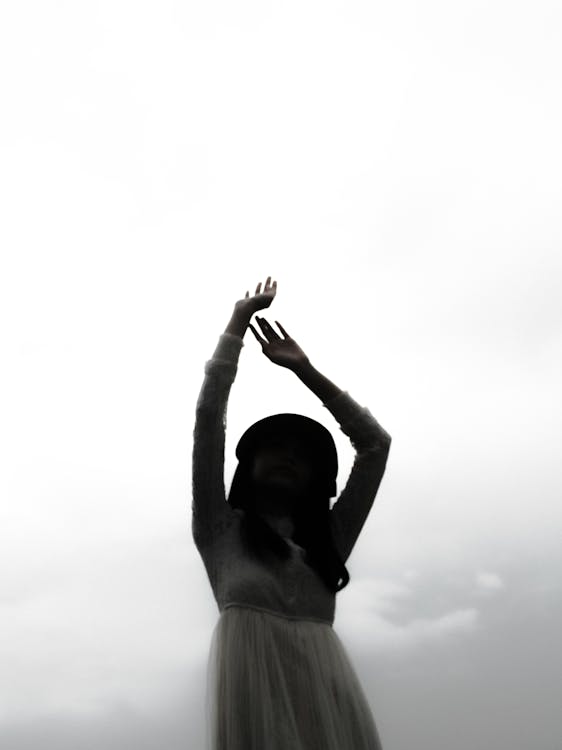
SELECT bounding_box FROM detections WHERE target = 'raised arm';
[249,316,391,563]
[320,391,391,563]
[191,278,277,548]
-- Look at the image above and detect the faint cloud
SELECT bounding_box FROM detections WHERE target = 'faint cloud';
[402,568,420,582]
[338,576,479,652]
[474,572,505,595]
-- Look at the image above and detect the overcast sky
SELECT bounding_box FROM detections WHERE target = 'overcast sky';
[1,1,561,748]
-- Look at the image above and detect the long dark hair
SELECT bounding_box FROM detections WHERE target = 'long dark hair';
[226,457,350,593]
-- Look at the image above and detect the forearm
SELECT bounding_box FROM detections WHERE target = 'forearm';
[195,320,245,414]
[292,361,343,404]
[192,326,245,544]
[224,305,253,339]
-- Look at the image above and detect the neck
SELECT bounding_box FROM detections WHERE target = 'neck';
[254,489,297,538]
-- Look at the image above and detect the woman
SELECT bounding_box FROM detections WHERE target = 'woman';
[192,276,392,750]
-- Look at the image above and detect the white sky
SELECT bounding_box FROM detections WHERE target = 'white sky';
[1,1,561,748]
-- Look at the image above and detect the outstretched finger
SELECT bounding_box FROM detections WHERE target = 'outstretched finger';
[257,317,281,340]
[275,320,289,338]
[248,323,266,345]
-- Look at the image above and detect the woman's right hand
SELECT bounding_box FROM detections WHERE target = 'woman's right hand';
[235,276,277,316]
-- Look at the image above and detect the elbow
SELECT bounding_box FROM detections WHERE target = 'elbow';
[382,433,392,457]
[373,432,392,459]
[356,435,391,460]
[370,429,392,454]
[379,426,392,453]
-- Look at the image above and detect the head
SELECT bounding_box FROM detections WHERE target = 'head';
[228,413,337,519]
[250,433,316,517]
[233,413,338,495]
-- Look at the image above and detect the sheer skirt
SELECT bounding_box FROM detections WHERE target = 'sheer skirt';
[205,604,382,750]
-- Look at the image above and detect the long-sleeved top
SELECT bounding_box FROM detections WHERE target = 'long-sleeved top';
[192,332,391,626]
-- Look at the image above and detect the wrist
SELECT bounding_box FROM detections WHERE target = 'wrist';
[291,358,313,377]
[293,362,342,403]
[233,299,257,317]
[225,305,253,338]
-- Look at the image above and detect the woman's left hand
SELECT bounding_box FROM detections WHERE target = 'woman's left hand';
[249,317,311,372]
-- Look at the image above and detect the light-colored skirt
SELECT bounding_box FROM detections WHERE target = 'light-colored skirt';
[205,604,383,750]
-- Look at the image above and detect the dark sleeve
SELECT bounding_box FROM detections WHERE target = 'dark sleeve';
[324,391,391,563]
[192,333,244,549]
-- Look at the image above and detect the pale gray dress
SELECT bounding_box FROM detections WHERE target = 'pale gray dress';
[192,333,391,750]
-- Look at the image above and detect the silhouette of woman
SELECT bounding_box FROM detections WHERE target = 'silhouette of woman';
[192,277,392,749]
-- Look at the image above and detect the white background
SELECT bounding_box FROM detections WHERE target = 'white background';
[1,1,561,748]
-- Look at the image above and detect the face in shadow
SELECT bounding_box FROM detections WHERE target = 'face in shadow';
[251,435,314,522]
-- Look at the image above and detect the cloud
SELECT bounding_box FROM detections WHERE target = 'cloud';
[336,576,479,653]
[0,697,201,750]
[475,572,505,595]
[0,534,214,723]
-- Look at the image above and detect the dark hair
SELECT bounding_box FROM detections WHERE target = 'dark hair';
[227,455,350,593]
